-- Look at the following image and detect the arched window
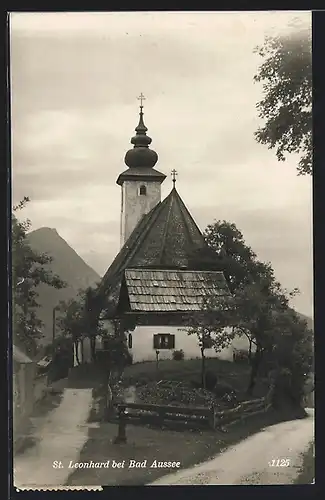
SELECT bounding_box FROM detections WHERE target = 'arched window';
[139,185,147,196]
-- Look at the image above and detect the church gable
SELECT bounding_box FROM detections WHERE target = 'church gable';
[129,187,208,269]
[100,186,211,294]
[157,189,204,267]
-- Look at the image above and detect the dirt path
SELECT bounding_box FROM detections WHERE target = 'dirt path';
[14,389,93,489]
[150,409,314,485]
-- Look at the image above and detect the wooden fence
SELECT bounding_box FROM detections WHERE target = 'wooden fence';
[116,402,216,430]
[115,389,273,432]
[215,397,272,429]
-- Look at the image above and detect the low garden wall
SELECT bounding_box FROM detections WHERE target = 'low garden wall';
[33,374,48,402]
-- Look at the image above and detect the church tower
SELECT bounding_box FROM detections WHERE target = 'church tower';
[117,94,166,247]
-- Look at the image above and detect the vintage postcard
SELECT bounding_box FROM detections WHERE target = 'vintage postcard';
[10,11,314,490]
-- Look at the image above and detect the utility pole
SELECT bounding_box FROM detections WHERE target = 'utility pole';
[50,305,58,384]
[52,306,57,357]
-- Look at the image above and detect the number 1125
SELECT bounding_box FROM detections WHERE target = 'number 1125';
[269,459,290,467]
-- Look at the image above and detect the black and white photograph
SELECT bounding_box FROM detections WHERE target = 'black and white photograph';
[10,10,314,488]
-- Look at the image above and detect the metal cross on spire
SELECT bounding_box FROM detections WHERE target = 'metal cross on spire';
[171,169,178,186]
[137,92,146,108]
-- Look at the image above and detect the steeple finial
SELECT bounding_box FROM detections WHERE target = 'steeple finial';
[171,169,178,187]
[137,92,146,109]
[134,93,148,136]
[124,94,158,169]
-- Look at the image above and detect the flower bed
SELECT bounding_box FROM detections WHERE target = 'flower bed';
[136,381,229,410]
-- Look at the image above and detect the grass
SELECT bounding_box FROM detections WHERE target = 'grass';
[66,408,284,487]
[294,442,315,484]
[123,358,246,382]
[122,358,268,399]
[58,358,267,399]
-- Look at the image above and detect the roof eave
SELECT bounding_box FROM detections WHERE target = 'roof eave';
[116,170,167,186]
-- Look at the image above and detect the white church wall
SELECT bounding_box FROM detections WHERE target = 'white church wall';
[101,320,253,364]
[127,325,253,363]
[121,180,161,245]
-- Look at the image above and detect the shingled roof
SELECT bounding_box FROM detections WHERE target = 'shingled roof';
[121,269,230,313]
[98,187,217,311]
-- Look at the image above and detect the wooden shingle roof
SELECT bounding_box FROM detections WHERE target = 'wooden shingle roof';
[98,187,214,307]
[123,269,230,313]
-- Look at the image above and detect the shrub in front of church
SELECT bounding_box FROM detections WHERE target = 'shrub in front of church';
[136,381,233,409]
[203,370,218,391]
[125,351,133,366]
[172,349,185,361]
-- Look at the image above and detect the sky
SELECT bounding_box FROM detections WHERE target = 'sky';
[10,11,313,317]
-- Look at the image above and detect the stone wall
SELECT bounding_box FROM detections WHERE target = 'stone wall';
[33,374,48,402]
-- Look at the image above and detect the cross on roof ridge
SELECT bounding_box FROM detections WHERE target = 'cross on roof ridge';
[171,169,178,186]
[137,92,146,107]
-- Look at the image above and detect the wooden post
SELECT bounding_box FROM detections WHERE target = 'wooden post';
[104,369,112,420]
[209,406,216,430]
[201,346,206,389]
[113,405,128,444]
[156,350,160,380]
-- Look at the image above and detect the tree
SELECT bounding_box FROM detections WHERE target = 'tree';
[231,280,298,395]
[203,221,274,291]
[57,287,107,364]
[186,294,235,389]
[56,295,84,365]
[100,325,132,376]
[269,309,313,414]
[83,285,108,361]
[254,26,312,175]
[12,198,66,356]
[202,220,302,397]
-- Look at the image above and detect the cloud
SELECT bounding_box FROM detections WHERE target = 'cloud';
[10,11,313,316]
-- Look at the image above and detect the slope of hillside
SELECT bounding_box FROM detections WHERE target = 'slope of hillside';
[27,227,101,345]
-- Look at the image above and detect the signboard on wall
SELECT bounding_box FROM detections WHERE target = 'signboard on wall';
[153,333,175,350]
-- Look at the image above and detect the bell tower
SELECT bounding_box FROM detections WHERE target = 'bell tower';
[117,94,166,247]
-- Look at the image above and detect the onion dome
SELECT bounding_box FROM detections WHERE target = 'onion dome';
[124,101,158,169]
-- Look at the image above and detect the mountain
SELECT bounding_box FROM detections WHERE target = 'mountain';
[27,227,101,345]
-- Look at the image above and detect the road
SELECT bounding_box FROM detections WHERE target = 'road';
[150,409,314,485]
[14,388,93,489]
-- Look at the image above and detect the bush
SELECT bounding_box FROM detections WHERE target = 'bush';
[172,349,185,361]
[125,351,133,366]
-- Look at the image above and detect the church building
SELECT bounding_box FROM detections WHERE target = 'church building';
[97,96,244,362]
